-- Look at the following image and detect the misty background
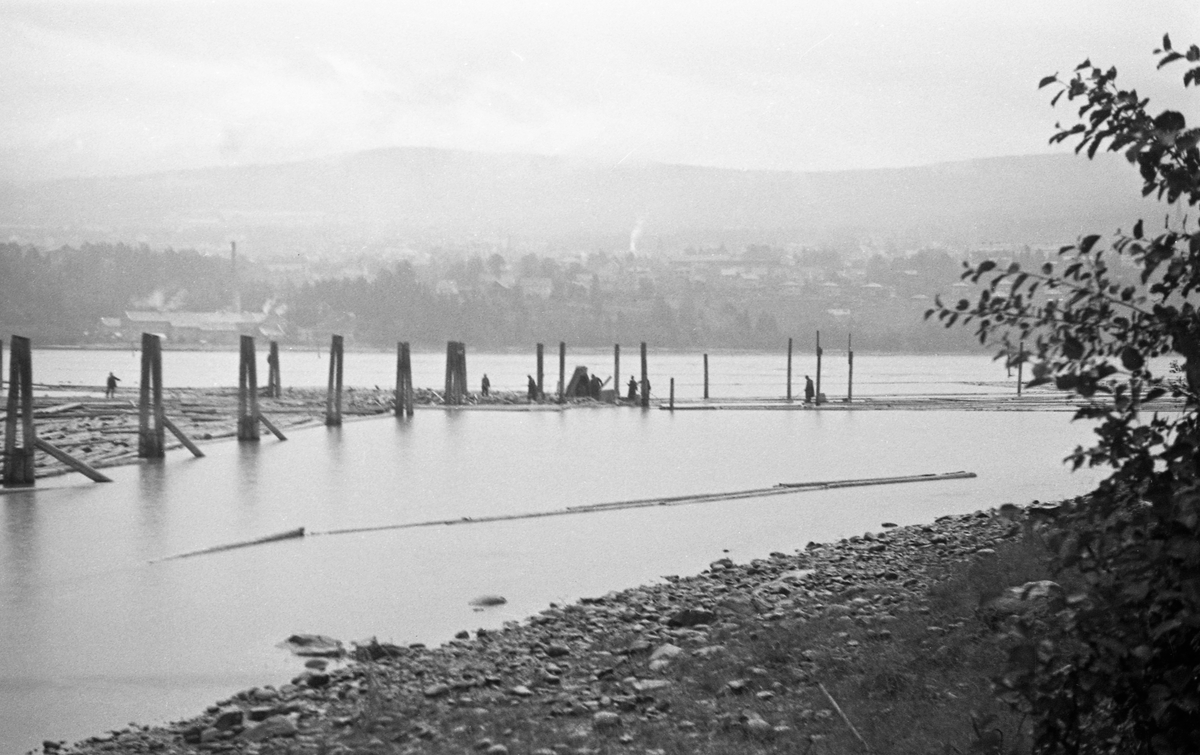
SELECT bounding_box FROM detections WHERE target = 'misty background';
[1,1,1195,352]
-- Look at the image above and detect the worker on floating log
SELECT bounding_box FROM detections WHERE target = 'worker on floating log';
[527,375,538,403]
[804,375,815,404]
[481,374,490,397]
[589,374,603,399]
[627,375,638,402]
[105,372,121,398]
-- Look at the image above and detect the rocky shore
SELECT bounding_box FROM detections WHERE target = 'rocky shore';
[46,504,1048,755]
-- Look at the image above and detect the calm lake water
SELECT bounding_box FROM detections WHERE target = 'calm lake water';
[28,346,1025,399]
[1,350,1105,753]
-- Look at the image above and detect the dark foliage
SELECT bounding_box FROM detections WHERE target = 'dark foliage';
[931,37,1200,754]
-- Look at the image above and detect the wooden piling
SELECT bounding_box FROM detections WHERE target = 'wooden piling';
[396,342,413,418]
[443,341,467,405]
[267,340,281,398]
[457,342,468,401]
[787,337,793,402]
[1017,341,1024,396]
[3,335,35,487]
[847,333,854,403]
[239,335,261,440]
[536,343,544,401]
[613,344,620,403]
[326,335,343,424]
[703,353,709,400]
[558,341,566,402]
[815,330,823,405]
[139,332,166,457]
[669,377,675,410]
[640,342,649,408]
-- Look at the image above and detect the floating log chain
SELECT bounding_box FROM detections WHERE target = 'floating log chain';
[149,471,975,562]
[150,527,305,563]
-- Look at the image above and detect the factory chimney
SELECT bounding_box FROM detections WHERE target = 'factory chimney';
[231,241,242,313]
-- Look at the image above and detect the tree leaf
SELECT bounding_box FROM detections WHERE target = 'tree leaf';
[1039,74,1059,89]
[1063,337,1085,360]
[1120,346,1145,371]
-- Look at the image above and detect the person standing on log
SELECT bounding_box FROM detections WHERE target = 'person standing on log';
[804,375,815,404]
[105,372,121,398]
[627,375,638,402]
[527,375,538,403]
[481,374,490,397]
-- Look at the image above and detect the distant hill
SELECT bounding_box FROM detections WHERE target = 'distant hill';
[0,148,1155,254]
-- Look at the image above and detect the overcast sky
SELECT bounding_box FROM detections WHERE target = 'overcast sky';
[1,1,1196,181]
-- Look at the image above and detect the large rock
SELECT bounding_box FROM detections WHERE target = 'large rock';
[470,595,508,607]
[667,608,717,627]
[276,634,344,658]
[985,580,1065,616]
[238,715,297,742]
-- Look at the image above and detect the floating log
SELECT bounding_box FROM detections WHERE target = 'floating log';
[313,471,976,538]
[150,526,306,563]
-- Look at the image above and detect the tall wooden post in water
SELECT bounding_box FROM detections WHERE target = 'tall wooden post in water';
[847,333,854,403]
[396,342,414,418]
[640,342,649,408]
[815,330,823,405]
[536,343,544,401]
[786,337,793,402]
[1017,341,1024,397]
[3,336,35,487]
[613,344,620,403]
[325,334,344,425]
[139,332,167,456]
[238,335,261,440]
[267,340,281,398]
[557,342,566,402]
[442,341,467,405]
[703,353,709,400]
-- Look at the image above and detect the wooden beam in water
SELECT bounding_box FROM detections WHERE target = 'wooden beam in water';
[640,341,649,408]
[557,341,566,402]
[326,334,343,424]
[151,526,305,563]
[669,377,675,410]
[267,340,281,398]
[3,335,35,487]
[847,333,854,403]
[238,335,261,440]
[704,353,709,400]
[815,330,823,405]
[396,341,413,418]
[787,337,793,402]
[613,344,620,403]
[1017,340,1024,397]
[34,438,112,482]
[138,332,166,457]
[257,413,288,441]
[536,343,544,401]
[161,414,205,457]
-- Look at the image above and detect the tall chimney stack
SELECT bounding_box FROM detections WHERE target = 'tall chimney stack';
[231,241,242,313]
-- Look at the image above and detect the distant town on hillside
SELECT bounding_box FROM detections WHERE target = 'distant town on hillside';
[2,235,1140,354]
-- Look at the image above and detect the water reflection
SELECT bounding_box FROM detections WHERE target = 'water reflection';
[1,493,39,605]
[0,408,1107,755]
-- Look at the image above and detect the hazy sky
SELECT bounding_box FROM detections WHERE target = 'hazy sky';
[1,1,1196,180]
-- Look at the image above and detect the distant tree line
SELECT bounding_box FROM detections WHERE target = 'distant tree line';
[0,241,985,352]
